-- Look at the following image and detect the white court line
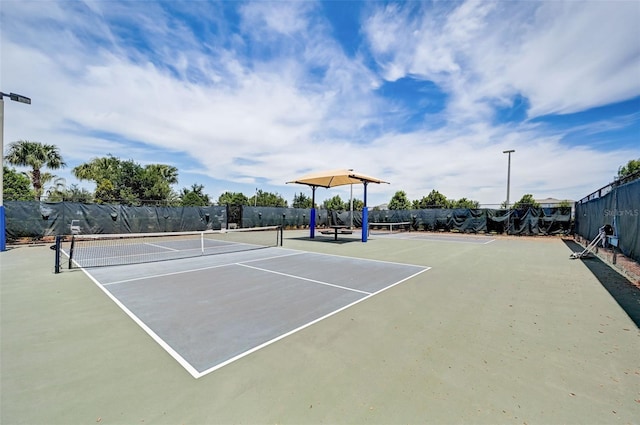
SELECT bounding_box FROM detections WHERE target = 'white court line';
[102,251,305,286]
[145,242,180,251]
[277,247,433,269]
[237,263,372,295]
[193,266,431,378]
[82,269,201,378]
[83,249,432,379]
[375,233,496,245]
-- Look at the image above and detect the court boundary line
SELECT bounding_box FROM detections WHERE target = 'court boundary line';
[82,270,201,378]
[279,247,433,269]
[101,251,305,286]
[372,233,496,244]
[82,249,432,379]
[194,265,431,378]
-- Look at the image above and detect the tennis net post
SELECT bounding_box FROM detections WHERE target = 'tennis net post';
[54,235,62,274]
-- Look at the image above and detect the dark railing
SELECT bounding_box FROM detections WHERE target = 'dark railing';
[578,170,640,204]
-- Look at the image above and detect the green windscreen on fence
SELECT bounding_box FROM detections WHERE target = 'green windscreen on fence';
[6,201,573,240]
[575,178,639,262]
[241,207,328,228]
[4,202,227,239]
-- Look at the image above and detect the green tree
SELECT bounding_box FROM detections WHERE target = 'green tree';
[180,184,210,206]
[217,191,249,206]
[2,166,35,200]
[292,192,313,209]
[388,190,412,210]
[337,197,364,211]
[323,195,346,210]
[62,184,94,203]
[512,194,540,209]
[40,174,67,201]
[141,164,179,202]
[413,190,451,209]
[351,198,364,211]
[73,155,178,204]
[4,140,66,200]
[452,198,480,209]
[73,155,133,203]
[617,158,640,179]
[250,190,288,207]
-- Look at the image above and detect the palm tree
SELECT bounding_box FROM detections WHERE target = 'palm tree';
[41,174,67,201]
[4,140,66,200]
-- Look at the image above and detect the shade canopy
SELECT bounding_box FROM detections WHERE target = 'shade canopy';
[287,169,389,188]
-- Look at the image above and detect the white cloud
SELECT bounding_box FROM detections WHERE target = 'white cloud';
[239,1,314,37]
[363,1,640,119]
[504,2,640,116]
[2,0,638,208]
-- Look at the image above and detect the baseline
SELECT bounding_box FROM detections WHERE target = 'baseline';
[373,232,495,245]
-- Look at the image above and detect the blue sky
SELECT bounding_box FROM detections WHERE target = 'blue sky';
[1,0,639,207]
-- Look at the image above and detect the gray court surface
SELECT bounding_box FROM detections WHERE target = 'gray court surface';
[85,248,429,378]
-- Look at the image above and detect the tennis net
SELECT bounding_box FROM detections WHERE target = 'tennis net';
[56,226,282,270]
[368,221,412,235]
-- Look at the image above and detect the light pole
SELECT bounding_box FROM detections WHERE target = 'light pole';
[503,149,515,208]
[1,91,32,252]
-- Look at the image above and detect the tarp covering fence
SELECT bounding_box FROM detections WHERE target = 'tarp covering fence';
[4,201,226,239]
[370,208,571,235]
[5,201,572,240]
[575,178,639,263]
[241,207,328,229]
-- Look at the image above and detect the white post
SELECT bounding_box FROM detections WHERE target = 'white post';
[348,169,354,229]
[350,183,353,229]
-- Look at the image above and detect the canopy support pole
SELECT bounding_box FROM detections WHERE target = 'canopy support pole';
[362,181,368,242]
[310,186,316,239]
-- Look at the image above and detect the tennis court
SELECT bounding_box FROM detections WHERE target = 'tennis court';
[2,230,639,424]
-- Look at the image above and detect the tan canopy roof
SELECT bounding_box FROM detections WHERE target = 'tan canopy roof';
[287,169,389,188]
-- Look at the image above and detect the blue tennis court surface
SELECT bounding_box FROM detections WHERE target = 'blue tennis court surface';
[84,248,430,378]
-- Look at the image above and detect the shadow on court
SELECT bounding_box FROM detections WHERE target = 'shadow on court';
[289,236,362,245]
[563,239,640,328]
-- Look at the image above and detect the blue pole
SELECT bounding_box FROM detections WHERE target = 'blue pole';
[0,206,5,251]
[310,207,316,238]
[361,182,368,242]
[309,186,316,239]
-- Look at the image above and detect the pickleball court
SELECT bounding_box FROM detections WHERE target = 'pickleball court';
[81,246,429,378]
